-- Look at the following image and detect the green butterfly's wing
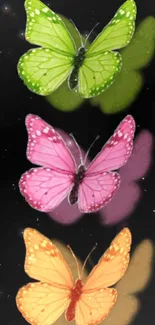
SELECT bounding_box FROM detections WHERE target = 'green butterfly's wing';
[78,0,136,98]
[24,0,76,56]
[79,51,122,98]
[18,48,74,95]
[87,0,137,56]
[91,70,143,114]
[90,16,155,113]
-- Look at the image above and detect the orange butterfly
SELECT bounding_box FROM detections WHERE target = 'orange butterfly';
[16,227,131,325]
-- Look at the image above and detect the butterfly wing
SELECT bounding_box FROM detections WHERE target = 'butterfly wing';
[78,51,122,98]
[16,282,71,325]
[21,228,74,287]
[87,0,137,55]
[78,0,136,98]
[83,228,131,290]
[18,48,74,95]
[74,228,131,325]
[18,0,76,95]
[75,288,117,325]
[78,171,120,213]
[86,115,135,174]
[24,0,76,55]
[19,115,76,211]
[19,167,74,211]
[16,228,73,325]
[24,114,76,172]
[100,129,153,225]
[102,239,153,325]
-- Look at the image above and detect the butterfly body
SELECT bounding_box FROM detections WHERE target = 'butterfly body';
[66,279,83,321]
[69,47,86,90]
[69,165,85,205]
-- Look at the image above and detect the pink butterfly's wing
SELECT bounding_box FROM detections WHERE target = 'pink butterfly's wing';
[78,172,120,212]
[25,114,76,172]
[100,130,153,225]
[117,129,153,183]
[19,168,74,211]
[86,115,135,175]
[19,115,76,211]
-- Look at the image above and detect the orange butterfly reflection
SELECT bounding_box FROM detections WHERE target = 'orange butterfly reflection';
[16,228,131,325]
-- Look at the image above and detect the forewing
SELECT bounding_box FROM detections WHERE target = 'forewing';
[87,115,135,174]
[24,114,76,172]
[75,288,117,325]
[78,172,120,213]
[83,228,131,290]
[22,228,73,288]
[16,282,71,325]
[24,0,76,55]
[78,51,122,98]
[18,48,73,95]
[19,167,73,212]
[87,0,137,55]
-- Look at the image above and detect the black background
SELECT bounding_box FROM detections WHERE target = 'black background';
[0,0,155,324]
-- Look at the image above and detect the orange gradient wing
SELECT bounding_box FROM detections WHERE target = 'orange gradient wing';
[75,287,117,325]
[16,282,71,325]
[22,228,73,288]
[16,228,74,325]
[75,228,131,325]
[83,228,131,291]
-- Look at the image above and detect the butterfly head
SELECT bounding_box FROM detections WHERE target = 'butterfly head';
[67,244,97,281]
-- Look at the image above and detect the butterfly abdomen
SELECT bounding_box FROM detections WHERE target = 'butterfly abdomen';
[69,165,85,205]
[69,47,86,90]
[66,279,83,321]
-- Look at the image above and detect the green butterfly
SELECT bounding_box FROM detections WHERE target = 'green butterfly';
[18,0,137,98]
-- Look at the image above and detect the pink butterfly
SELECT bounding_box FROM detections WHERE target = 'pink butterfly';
[19,114,135,213]
[48,128,152,225]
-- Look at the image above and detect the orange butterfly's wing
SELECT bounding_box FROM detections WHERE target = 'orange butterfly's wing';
[16,282,71,325]
[23,228,73,288]
[83,228,132,290]
[75,288,117,325]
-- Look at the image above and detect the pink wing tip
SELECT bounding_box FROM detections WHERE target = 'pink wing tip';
[125,114,136,127]
[19,170,47,212]
[25,114,40,129]
[81,173,120,213]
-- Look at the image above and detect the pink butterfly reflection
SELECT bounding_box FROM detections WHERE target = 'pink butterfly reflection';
[19,115,135,217]
[100,130,153,226]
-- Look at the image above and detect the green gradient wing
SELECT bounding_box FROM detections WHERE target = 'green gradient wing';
[24,0,76,56]
[87,0,137,56]
[78,51,122,98]
[18,48,73,95]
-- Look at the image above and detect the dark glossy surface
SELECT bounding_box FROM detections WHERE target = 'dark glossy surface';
[0,0,155,324]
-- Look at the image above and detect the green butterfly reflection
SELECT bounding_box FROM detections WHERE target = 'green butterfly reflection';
[18,0,136,98]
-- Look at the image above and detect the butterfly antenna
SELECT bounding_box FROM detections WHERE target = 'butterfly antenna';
[80,244,98,280]
[83,135,100,165]
[69,19,84,47]
[84,23,100,47]
[69,133,84,165]
[67,245,81,279]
